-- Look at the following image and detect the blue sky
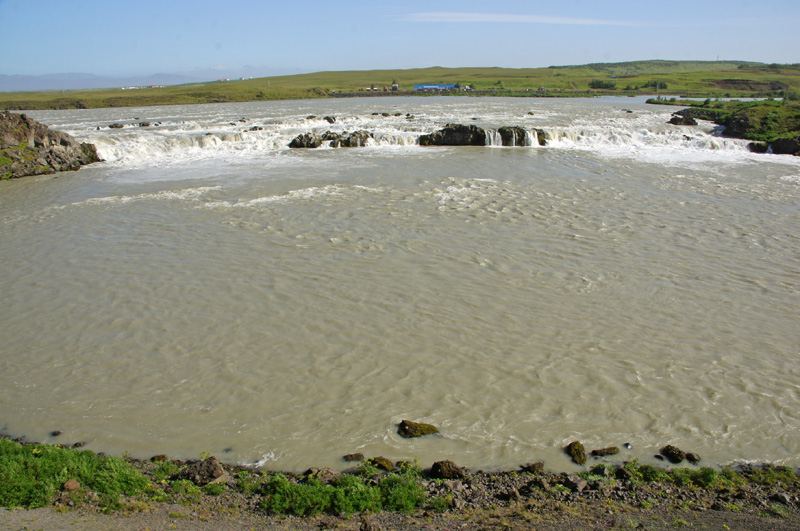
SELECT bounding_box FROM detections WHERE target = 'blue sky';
[1,0,798,78]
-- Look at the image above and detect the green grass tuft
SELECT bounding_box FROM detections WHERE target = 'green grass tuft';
[0,438,150,509]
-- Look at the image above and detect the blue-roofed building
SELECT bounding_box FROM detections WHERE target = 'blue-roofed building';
[414,84,457,91]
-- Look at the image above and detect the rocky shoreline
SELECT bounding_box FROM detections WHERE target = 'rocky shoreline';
[0,110,102,179]
[2,431,799,530]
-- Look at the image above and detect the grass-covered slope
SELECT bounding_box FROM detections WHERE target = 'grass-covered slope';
[2,61,800,110]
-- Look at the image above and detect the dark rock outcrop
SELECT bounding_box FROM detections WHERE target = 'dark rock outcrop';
[331,130,373,147]
[323,116,336,124]
[289,132,324,148]
[748,142,769,153]
[669,114,698,126]
[419,123,486,146]
[770,136,800,155]
[397,419,439,438]
[1,110,102,179]
[289,130,373,148]
[498,126,527,146]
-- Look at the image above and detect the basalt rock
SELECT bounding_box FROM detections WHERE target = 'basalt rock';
[419,123,486,146]
[660,445,686,464]
[498,126,527,146]
[431,460,466,479]
[564,441,587,466]
[590,446,620,457]
[172,456,229,486]
[669,114,698,126]
[323,116,336,124]
[1,110,102,179]
[367,456,393,471]
[332,130,372,147]
[770,136,800,155]
[521,462,544,475]
[288,132,324,148]
[397,419,439,438]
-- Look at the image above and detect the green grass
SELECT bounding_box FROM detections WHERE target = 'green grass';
[649,98,800,142]
[0,438,150,509]
[2,60,800,110]
[259,466,425,516]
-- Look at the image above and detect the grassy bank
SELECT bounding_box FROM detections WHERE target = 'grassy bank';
[2,61,800,110]
[648,97,800,143]
[2,436,799,531]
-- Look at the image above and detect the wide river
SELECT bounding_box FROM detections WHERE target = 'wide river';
[1,96,798,472]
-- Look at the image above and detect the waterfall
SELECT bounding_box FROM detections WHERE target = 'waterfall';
[485,129,502,147]
[525,130,536,147]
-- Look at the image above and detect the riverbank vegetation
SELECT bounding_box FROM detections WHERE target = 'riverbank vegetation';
[2,436,799,531]
[648,97,800,149]
[2,60,800,111]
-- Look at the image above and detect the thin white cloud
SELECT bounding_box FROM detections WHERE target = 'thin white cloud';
[404,12,647,27]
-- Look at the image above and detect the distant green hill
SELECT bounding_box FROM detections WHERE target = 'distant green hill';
[2,61,800,110]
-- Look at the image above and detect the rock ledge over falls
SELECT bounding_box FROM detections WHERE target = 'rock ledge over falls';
[1,110,102,179]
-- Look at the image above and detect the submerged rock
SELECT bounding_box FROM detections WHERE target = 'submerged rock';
[686,452,702,464]
[590,446,620,457]
[564,441,587,466]
[343,452,365,462]
[397,419,439,438]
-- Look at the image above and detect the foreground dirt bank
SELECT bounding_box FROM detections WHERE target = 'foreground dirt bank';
[3,496,799,530]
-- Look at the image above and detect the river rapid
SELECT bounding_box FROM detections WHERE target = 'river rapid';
[1,96,798,472]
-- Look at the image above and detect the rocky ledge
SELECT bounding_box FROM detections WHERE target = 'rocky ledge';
[0,110,102,179]
[289,123,548,149]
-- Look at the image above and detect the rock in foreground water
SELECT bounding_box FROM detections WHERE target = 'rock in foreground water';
[1,111,101,179]
[397,419,439,438]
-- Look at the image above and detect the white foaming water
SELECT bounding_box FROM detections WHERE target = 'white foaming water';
[2,97,799,473]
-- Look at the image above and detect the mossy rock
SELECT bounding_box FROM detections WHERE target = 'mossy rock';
[367,456,393,471]
[397,420,439,438]
[564,441,587,465]
[590,447,620,457]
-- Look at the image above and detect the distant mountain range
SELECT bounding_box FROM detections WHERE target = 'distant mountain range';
[0,73,210,92]
[0,68,306,92]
